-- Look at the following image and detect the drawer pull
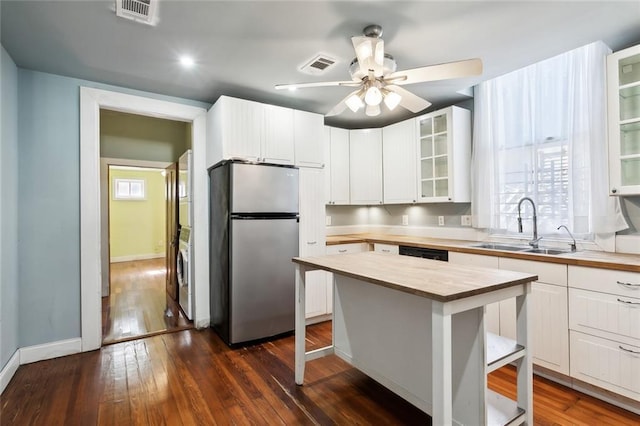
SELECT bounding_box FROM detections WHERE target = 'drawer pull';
[619,345,640,354]
[617,298,640,305]
[338,249,347,253]
[617,280,640,288]
[307,241,317,245]
[381,249,390,253]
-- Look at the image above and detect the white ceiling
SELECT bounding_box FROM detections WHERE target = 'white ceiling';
[2,1,640,128]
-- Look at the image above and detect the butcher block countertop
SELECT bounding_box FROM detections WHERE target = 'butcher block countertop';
[293,251,537,302]
[325,234,640,272]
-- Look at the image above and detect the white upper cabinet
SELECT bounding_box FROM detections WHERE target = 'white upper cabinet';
[294,110,325,168]
[206,96,294,167]
[607,44,640,195]
[349,128,383,205]
[382,118,418,204]
[325,126,350,205]
[416,106,471,202]
[263,104,295,164]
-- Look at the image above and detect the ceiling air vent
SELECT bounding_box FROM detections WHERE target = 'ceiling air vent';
[116,0,158,25]
[299,54,338,75]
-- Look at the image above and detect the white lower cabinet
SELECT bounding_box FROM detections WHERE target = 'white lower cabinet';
[449,252,570,375]
[568,266,640,401]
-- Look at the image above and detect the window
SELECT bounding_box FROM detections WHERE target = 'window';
[472,41,628,241]
[114,178,145,200]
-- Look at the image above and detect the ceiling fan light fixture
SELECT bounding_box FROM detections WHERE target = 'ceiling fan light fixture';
[365,104,381,117]
[383,90,402,111]
[345,93,364,112]
[364,85,383,106]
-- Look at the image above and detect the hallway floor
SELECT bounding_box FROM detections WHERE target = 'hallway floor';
[102,258,192,345]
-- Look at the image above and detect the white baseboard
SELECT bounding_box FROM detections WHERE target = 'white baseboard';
[0,350,20,394]
[19,338,82,365]
[110,253,164,263]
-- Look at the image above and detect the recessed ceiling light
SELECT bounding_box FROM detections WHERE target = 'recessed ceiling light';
[179,55,195,69]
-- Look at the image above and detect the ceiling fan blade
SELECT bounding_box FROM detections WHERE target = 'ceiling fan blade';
[387,58,483,86]
[275,80,360,90]
[351,36,384,77]
[325,88,363,117]
[385,85,431,113]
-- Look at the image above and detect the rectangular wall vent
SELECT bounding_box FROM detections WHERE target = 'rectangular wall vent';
[116,0,158,25]
[299,54,338,75]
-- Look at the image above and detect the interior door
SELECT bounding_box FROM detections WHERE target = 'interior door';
[165,162,179,301]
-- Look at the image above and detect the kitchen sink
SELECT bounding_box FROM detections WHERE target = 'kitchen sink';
[471,243,530,251]
[523,248,571,255]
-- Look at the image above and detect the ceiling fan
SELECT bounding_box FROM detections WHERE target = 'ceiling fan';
[275,25,483,117]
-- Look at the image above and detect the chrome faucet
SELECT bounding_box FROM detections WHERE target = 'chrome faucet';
[557,225,577,252]
[517,197,542,248]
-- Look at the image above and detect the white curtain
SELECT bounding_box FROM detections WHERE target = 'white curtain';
[472,40,628,239]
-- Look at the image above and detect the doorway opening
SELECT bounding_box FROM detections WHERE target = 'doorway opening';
[102,164,191,345]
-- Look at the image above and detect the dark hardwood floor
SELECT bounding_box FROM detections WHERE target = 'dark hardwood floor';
[2,321,638,425]
[102,258,192,345]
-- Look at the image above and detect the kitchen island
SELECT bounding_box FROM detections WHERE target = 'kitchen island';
[293,252,538,425]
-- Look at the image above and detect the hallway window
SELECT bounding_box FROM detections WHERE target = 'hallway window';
[114,178,146,200]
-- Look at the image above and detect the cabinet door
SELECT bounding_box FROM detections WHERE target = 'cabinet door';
[299,168,328,319]
[325,242,369,314]
[328,127,350,205]
[607,44,640,195]
[383,119,418,204]
[220,96,263,161]
[349,128,383,205]
[531,282,569,374]
[263,104,294,164]
[294,110,325,168]
[416,106,470,202]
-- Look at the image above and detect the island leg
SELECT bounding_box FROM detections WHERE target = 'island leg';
[295,264,306,385]
[516,282,533,424]
[432,301,453,425]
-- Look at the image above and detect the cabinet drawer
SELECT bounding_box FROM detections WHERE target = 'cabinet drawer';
[373,243,399,255]
[568,266,640,296]
[570,331,640,401]
[326,243,369,255]
[499,258,566,286]
[569,288,640,345]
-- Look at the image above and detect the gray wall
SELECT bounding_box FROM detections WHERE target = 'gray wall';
[101,110,190,162]
[16,69,209,348]
[1,46,19,370]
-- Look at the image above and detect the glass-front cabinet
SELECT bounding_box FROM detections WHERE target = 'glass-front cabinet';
[607,44,640,195]
[417,106,471,202]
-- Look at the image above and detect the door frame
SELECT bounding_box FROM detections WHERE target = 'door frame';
[80,87,208,351]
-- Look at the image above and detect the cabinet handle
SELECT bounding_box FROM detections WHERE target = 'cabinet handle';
[617,280,640,288]
[619,345,640,354]
[616,298,640,305]
[307,241,317,245]
[338,249,347,253]
[381,249,390,253]
[611,188,617,194]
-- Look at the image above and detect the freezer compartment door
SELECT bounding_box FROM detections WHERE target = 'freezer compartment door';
[230,217,299,344]
[231,163,298,213]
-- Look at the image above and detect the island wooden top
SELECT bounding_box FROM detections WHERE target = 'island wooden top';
[293,252,538,302]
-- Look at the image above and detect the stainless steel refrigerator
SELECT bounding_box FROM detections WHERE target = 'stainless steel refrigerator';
[209,160,299,345]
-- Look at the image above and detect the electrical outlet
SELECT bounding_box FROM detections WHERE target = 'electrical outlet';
[438,216,445,226]
[325,215,332,226]
[461,215,472,226]
[402,215,409,226]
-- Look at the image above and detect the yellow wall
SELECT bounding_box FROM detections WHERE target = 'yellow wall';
[109,168,166,260]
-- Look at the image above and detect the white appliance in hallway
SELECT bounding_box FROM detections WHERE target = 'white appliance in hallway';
[178,149,194,319]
